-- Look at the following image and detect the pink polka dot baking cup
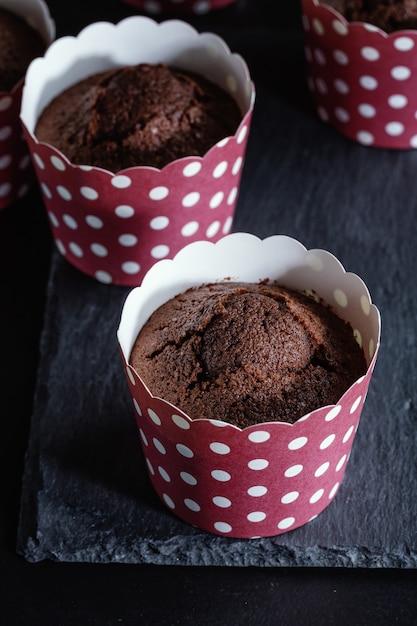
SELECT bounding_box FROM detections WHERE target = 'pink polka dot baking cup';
[117,233,381,538]
[302,0,417,148]
[120,0,237,14]
[0,0,54,210]
[20,17,255,286]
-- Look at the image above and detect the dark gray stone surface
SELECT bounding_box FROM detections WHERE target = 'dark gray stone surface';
[17,28,417,567]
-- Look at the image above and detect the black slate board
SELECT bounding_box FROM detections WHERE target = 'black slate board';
[17,29,417,567]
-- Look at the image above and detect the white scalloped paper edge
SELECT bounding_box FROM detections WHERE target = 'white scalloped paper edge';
[21,16,254,132]
[118,233,381,370]
[0,0,55,47]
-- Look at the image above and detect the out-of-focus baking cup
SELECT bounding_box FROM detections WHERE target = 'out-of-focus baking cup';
[302,0,417,149]
[20,17,255,286]
[120,0,237,15]
[0,0,54,210]
[117,233,381,538]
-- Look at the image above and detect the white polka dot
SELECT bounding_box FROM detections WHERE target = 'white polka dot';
[312,18,324,36]
[143,1,160,14]
[394,36,414,51]
[248,459,269,470]
[0,96,12,111]
[148,408,161,425]
[343,425,354,443]
[332,19,348,36]
[91,243,108,257]
[334,288,348,307]
[361,46,380,61]
[0,155,11,169]
[184,498,200,512]
[206,221,220,238]
[325,405,342,422]
[410,135,417,148]
[112,175,132,189]
[316,78,328,94]
[213,496,232,508]
[176,443,194,458]
[213,161,228,178]
[133,398,142,415]
[388,94,408,109]
[288,436,308,450]
[19,155,31,171]
[310,489,324,504]
[329,482,340,499]
[122,261,140,275]
[369,337,376,359]
[391,66,411,80]
[209,442,231,455]
[33,153,45,169]
[68,242,83,257]
[151,245,169,259]
[150,216,169,230]
[385,121,404,136]
[163,493,175,509]
[214,521,232,533]
[350,395,362,414]
[139,428,148,446]
[50,155,66,171]
[149,186,169,201]
[278,517,295,530]
[354,329,363,347]
[223,216,233,233]
[248,431,271,443]
[318,106,329,121]
[119,233,138,247]
[336,454,347,472]
[315,462,330,477]
[172,414,190,430]
[57,186,72,201]
[146,458,155,476]
[180,471,197,485]
[360,295,371,315]
[80,186,99,200]
[153,438,166,454]
[227,187,237,206]
[182,191,200,207]
[237,125,248,144]
[181,221,199,237]
[56,240,65,255]
[232,156,243,175]
[281,491,299,504]
[320,434,336,449]
[85,215,103,229]
[357,130,375,145]
[127,368,136,386]
[314,48,326,65]
[285,464,303,478]
[115,205,135,218]
[248,486,267,497]
[0,182,11,197]
[359,75,378,90]
[182,161,201,177]
[334,79,349,94]
[211,469,231,482]
[333,49,349,65]
[335,107,350,123]
[209,191,224,209]
[358,103,376,118]
[158,466,171,482]
[62,214,78,229]
[247,511,266,523]
[95,270,112,284]
[0,126,12,140]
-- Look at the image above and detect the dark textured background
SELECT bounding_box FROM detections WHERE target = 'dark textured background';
[2,1,417,623]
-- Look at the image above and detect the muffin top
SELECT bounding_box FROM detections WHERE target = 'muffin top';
[35,62,242,171]
[130,282,367,428]
[0,6,46,92]
[322,0,417,32]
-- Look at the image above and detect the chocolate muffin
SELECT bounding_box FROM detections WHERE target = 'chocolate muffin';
[0,6,46,92]
[322,0,417,32]
[35,62,242,171]
[130,282,367,429]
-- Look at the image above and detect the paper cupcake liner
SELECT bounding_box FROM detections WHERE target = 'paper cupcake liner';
[0,0,54,210]
[120,0,237,14]
[302,0,417,149]
[20,17,255,286]
[117,233,381,538]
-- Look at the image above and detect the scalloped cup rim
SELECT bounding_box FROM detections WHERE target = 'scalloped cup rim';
[305,0,417,38]
[118,233,381,432]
